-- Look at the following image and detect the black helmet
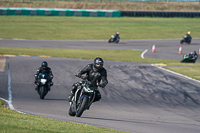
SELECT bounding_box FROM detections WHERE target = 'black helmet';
[41,61,48,68]
[94,57,104,70]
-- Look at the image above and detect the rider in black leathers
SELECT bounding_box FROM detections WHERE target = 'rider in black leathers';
[34,61,54,91]
[68,57,108,103]
[113,32,120,42]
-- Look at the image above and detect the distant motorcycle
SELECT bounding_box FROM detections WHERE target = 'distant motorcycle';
[180,36,192,44]
[108,35,120,43]
[36,73,51,99]
[68,75,98,117]
[181,54,198,63]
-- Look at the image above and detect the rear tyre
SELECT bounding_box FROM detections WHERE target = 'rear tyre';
[76,96,88,117]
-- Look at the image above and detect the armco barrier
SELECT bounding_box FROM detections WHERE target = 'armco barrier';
[121,11,200,17]
[0,8,121,17]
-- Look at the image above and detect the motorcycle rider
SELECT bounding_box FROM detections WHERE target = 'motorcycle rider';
[184,31,192,43]
[193,51,198,59]
[34,61,54,91]
[113,32,120,42]
[190,51,198,61]
[68,57,108,105]
[181,51,198,63]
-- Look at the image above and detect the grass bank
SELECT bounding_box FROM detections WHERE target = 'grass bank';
[0,100,123,133]
[0,16,200,40]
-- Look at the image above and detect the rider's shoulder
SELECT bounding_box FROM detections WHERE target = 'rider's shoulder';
[101,67,107,73]
[87,63,93,67]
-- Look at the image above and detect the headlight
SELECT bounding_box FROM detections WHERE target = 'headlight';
[41,79,47,84]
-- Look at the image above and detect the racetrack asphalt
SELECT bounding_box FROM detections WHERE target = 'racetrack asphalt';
[1,39,200,133]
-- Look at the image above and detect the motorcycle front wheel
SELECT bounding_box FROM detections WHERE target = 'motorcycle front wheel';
[108,38,112,43]
[180,39,184,44]
[39,86,47,99]
[76,96,89,117]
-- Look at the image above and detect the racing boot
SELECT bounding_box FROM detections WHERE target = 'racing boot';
[68,83,79,102]
[35,85,38,91]
[34,81,39,91]
[68,92,74,102]
[49,80,54,86]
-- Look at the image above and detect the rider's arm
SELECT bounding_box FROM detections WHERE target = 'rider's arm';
[99,69,108,88]
[77,64,92,76]
[48,67,54,79]
[35,67,41,80]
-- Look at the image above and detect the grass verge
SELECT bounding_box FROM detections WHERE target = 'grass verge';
[0,100,123,133]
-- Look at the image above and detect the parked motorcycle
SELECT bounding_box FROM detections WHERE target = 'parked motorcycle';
[36,72,51,99]
[108,35,120,43]
[68,75,97,117]
[181,53,198,63]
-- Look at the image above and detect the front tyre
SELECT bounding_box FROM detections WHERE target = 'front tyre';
[76,96,89,117]
[108,38,112,43]
[40,86,46,99]
[180,39,184,44]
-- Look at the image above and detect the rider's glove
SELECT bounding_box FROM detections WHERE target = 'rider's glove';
[98,83,105,88]
[75,72,81,78]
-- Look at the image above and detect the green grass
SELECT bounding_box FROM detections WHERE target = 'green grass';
[0,16,200,40]
[0,100,123,133]
[166,66,200,80]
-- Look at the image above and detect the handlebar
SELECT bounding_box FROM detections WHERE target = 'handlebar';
[75,74,104,88]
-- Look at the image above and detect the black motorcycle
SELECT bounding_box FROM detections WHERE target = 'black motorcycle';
[108,35,120,43]
[180,36,192,44]
[36,73,51,99]
[69,75,97,117]
[181,54,198,63]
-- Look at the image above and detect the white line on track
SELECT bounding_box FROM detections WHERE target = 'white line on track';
[151,63,200,83]
[0,58,25,114]
[7,59,15,110]
[141,49,148,59]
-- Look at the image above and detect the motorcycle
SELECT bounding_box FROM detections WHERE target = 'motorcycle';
[180,54,198,63]
[180,36,191,44]
[36,73,51,99]
[108,35,120,43]
[68,75,97,117]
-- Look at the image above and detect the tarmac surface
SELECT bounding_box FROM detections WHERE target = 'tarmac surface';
[1,39,200,133]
